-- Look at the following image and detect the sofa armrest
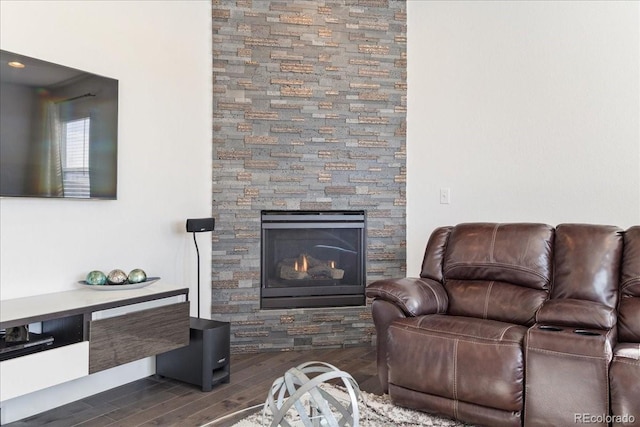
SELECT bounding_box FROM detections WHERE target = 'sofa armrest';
[366,277,448,317]
[535,298,617,330]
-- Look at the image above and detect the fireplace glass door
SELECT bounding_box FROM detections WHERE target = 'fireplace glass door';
[261,211,366,309]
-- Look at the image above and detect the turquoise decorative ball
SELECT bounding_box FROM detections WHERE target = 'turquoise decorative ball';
[128,269,147,284]
[86,270,107,285]
[107,269,128,285]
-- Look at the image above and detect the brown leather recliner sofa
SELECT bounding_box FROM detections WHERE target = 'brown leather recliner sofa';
[610,226,640,427]
[366,223,639,427]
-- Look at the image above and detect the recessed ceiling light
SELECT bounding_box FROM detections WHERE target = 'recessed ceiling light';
[8,61,25,69]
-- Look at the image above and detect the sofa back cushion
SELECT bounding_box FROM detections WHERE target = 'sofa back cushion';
[619,226,640,342]
[420,226,453,282]
[551,224,623,309]
[427,223,554,326]
[443,223,554,289]
[445,279,548,325]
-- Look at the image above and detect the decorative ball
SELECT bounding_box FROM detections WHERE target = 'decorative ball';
[128,268,147,284]
[107,269,128,285]
[86,270,107,285]
[264,361,361,427]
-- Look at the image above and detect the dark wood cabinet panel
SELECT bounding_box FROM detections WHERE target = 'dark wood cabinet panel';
[89,302,189,373]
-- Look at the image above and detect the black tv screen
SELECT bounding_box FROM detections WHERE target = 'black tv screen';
[0,50,118,199]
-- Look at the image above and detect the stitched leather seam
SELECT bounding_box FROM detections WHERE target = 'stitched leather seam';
[444,262,551,285]
[603,357,610,415]
[488,224,499,263]
[483,281,494,319]
[620,276,640,289]
[421,280,443,312]
[453,339,459,409]
[369,284,445,316]
[396,323,523,344]
[613,359,640,366]
[390,324,522,345]
[499,324,519,340]
[527,347,610,360]
[367,288,413,315]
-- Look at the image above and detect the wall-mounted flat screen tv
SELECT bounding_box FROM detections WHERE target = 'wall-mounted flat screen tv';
[0,50,118,199]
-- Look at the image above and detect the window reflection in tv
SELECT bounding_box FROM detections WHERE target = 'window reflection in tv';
[0,50,118,199]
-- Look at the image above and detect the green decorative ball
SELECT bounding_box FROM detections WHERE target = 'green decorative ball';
[128,268,147,284]
[86,270,107,285]
[107,269,128,285]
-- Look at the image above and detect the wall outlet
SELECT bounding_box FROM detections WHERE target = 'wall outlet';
[440,188,451,204]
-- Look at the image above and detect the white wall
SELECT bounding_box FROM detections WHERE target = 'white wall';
[0,0,212,422]
[407,1,640,273]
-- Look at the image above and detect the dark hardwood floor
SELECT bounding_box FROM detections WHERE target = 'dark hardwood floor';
[8,346,381,427]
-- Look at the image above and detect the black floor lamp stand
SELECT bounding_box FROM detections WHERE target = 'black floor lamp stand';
[156,218,230,391]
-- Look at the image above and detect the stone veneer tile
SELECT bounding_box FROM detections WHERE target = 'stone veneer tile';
[212,0,406,353]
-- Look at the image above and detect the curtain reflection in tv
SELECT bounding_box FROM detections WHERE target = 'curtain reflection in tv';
[0,50,118,199]
[37,101,64,197]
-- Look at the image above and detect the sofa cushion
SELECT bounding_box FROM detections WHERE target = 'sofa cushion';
[442,223,554,290]
[535,298,617,329]
[621,226,640,293]
[619,226,640,343]
[437,223,553,326]
[446,279,547,326]
[387,315,527,412]
[552,224,623,309]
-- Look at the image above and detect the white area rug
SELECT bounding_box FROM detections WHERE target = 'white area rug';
[228,384,474,427]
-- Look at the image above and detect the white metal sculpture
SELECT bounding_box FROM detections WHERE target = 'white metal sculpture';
[262,361,361,427]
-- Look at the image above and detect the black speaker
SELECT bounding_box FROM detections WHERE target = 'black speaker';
[186,218,215,233]
[156,318,230,391]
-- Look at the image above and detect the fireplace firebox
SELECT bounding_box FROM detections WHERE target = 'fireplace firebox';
[261,211,366,309]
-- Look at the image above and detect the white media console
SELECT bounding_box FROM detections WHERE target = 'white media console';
[0,282,189,402]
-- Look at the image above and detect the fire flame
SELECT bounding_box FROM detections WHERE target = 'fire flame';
[294,255,309,272]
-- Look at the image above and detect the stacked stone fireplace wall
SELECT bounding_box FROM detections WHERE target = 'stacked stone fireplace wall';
[211,0,407,353]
